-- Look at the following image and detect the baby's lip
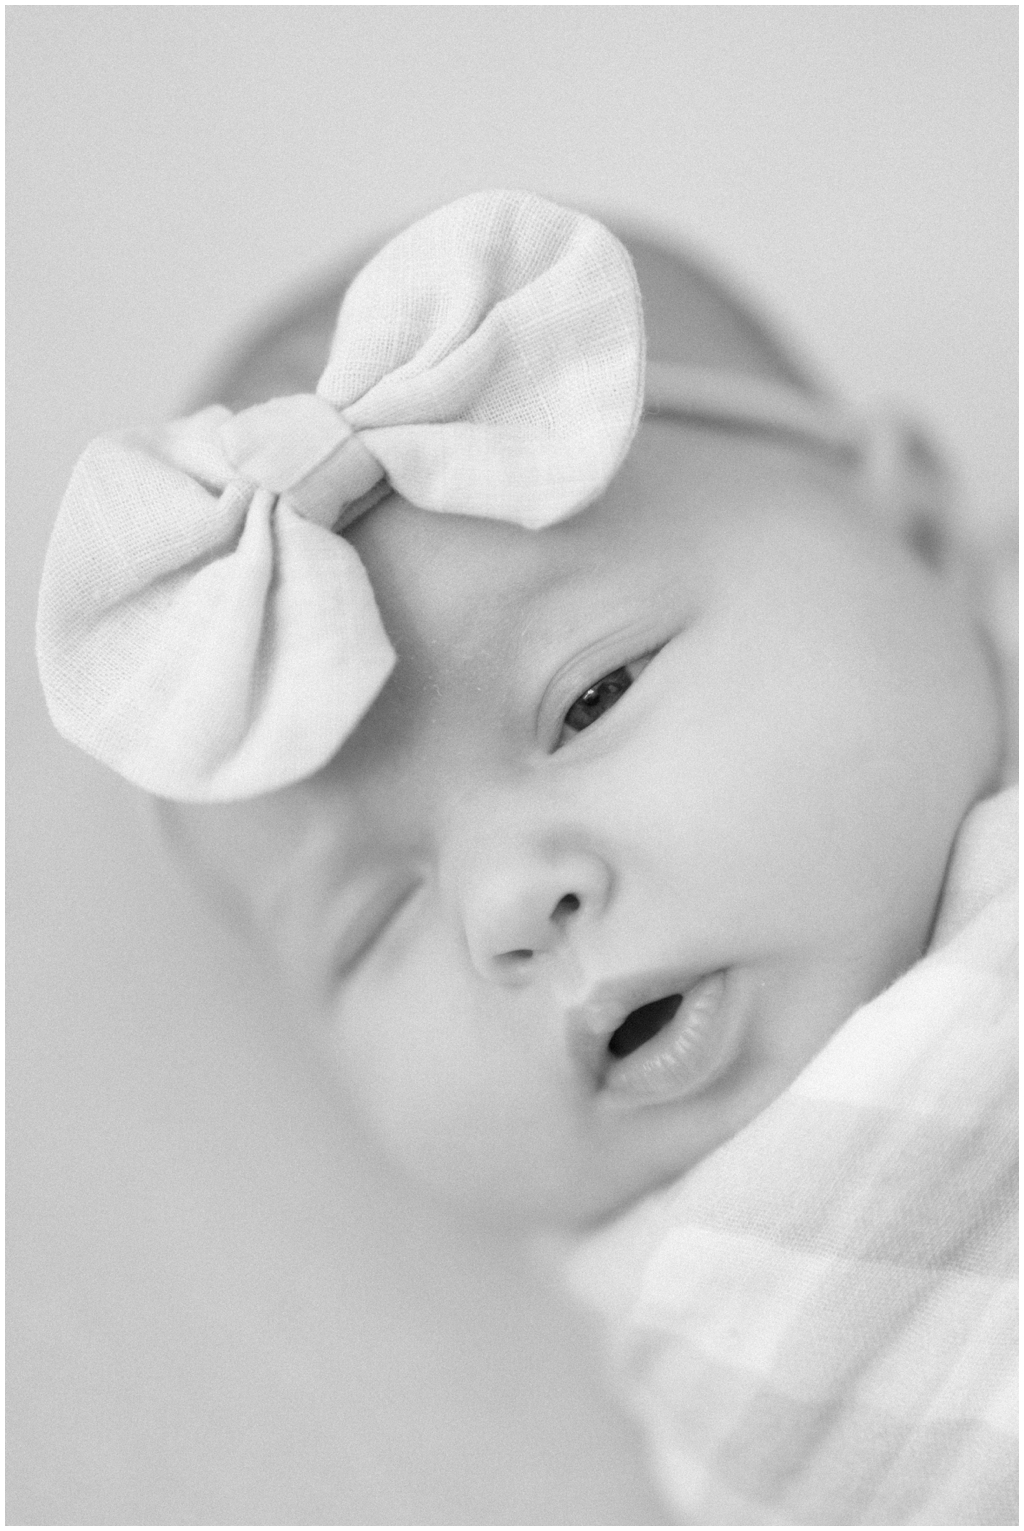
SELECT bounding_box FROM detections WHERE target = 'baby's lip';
[562,967,706,1076]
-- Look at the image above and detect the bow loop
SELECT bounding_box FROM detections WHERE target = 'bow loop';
[320,190,645,523]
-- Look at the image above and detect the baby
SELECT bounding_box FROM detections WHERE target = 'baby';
[38,191,1016,1524]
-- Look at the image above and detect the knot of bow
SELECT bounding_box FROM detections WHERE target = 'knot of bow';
[37,190,645,801]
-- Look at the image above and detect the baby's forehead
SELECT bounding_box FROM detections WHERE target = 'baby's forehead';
[349,418,845,657]
[349,493,578,660]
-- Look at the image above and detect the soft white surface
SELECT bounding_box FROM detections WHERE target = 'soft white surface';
[8,8,1015,1523]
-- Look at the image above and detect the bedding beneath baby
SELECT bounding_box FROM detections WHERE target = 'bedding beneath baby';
[560,786,1017,1526]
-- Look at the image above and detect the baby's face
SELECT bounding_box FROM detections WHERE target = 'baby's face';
[184,420,999,1226]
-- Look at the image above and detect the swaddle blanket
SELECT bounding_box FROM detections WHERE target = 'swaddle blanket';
[563,786,1017,1526]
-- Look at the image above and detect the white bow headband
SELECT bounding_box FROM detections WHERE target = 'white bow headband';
[37,189,893,804]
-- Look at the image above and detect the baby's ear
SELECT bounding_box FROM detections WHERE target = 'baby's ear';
[860,412,1003,678]
[859,409,957,570]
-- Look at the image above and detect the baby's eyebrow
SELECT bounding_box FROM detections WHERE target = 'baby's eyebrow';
[491,560,612,663]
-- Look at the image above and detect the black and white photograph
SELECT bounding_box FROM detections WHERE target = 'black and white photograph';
[8,6,1017,1526]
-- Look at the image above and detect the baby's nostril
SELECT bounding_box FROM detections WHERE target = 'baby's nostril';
[493,896,580,968]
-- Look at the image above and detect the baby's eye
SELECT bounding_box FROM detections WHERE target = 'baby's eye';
[558,654,655,743]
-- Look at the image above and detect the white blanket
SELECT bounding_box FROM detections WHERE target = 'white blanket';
[562,787,1017,1526]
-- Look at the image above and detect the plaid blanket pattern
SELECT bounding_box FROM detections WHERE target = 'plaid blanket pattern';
[564,787,1017,1525]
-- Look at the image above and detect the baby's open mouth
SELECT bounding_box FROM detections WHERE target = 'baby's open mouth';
[597,971,737,1104]
[607,993,683,1058]
[566,970,740,1104]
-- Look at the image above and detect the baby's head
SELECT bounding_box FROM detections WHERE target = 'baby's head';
[41,193,1002,1228]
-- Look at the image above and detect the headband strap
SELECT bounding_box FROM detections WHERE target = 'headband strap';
[644,361,857,454]
[645,361,943,534]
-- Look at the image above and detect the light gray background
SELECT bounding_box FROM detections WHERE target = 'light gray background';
[8,7,1016,1525]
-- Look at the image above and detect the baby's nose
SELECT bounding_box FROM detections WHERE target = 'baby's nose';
[462,852,611,983]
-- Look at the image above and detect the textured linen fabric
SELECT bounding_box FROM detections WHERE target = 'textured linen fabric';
[561,787,1018,1527]
[36,189,646,802]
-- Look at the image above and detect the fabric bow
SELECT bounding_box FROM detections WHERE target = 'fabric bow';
[37,190,645,802]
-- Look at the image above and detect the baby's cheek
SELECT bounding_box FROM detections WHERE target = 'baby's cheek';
[329,940,501,1192]
[331,937,590,1212]
[593,669,921,969]
[333,958,460,1157]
